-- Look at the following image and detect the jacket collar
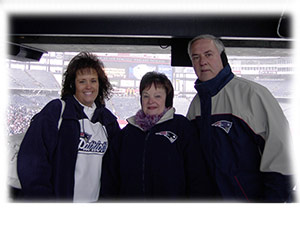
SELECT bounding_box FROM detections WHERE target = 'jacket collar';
[194,64,234,97]
[127,107,175,131]
[61,95,105,121]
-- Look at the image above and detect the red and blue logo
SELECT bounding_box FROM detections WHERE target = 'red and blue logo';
[155,131,178,143]
[212,120,232,134]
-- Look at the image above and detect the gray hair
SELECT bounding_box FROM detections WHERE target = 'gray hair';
[187,34,225,59]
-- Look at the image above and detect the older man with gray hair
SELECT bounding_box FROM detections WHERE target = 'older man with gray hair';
[186,34,295,202]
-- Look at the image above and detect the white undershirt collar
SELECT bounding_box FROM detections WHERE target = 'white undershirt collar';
[73,95,96,120]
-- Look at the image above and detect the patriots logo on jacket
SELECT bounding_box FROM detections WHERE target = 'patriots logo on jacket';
[80,131,92,142]
[155,131,178,143]
[212,120,232,134]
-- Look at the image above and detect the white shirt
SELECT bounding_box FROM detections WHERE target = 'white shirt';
[73,97,108,202]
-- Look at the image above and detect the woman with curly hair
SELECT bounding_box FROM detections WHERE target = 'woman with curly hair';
[17,52,120,202]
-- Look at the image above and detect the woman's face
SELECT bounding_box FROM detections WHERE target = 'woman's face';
[74,68,99,107]
[141,83,167,116]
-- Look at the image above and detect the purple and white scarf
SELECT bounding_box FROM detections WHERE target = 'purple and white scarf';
[135,108,169,131]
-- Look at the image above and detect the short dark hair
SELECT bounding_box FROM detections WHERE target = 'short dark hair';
[61,52,112,104]
[139,71,174,108]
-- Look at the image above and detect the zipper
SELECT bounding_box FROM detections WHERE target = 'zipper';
[142,131,151,195]
[234,176,250,201]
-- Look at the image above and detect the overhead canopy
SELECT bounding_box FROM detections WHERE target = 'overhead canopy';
[8,14,292,65]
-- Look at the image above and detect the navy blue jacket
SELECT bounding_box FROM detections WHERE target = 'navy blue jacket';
[100,108,214,201]
[17,95,120,200]
[187,65,294,202]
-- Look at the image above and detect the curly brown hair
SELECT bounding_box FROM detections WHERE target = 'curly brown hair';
[61,52,112,105]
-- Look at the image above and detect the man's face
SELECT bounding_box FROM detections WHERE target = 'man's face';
[190,38,224,82]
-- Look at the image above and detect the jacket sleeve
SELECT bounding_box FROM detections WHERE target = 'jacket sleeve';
[262,172,295,202]
[17,100,62,199]
[250,86,295,202]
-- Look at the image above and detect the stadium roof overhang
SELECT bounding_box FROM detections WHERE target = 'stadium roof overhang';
[8,14,293,65]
